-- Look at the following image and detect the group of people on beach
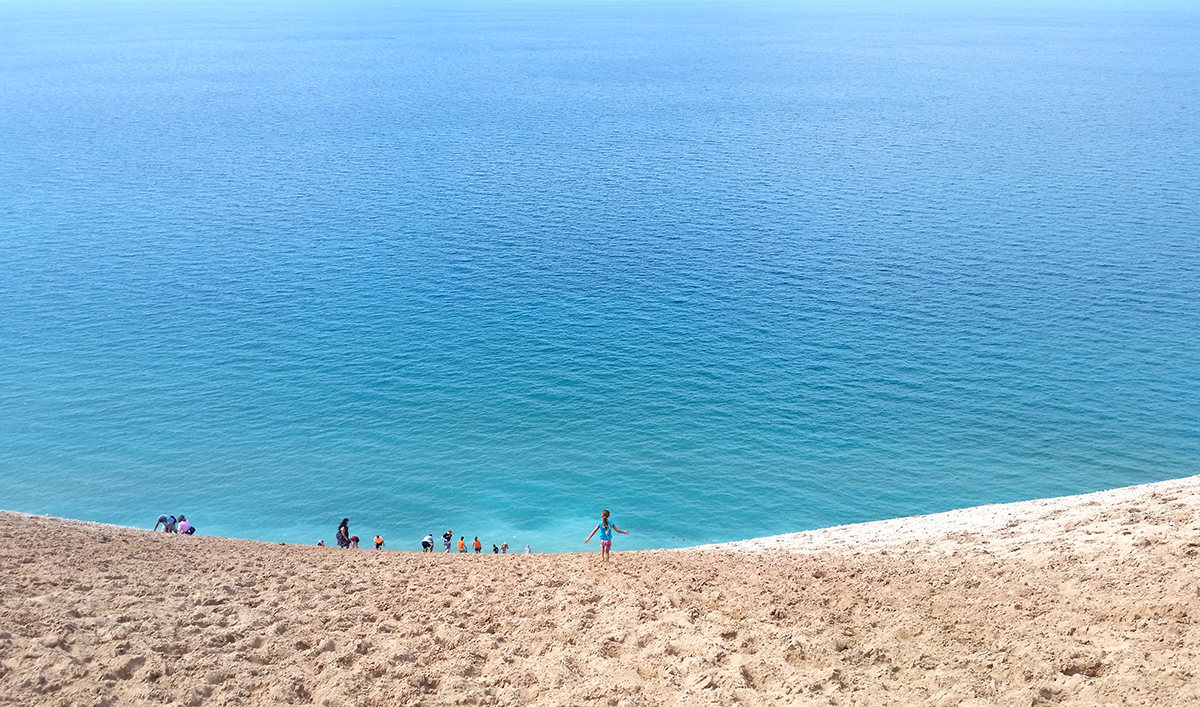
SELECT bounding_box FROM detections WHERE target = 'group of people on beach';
[320,510,628,560]
[153,514,196,535]
[324,518,383,550]
[429,530,526,554]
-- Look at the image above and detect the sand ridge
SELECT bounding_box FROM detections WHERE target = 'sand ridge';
[708,475,1200,556]
[2,477,1199,706]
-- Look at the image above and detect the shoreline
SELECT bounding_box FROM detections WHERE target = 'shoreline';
[4,474,1198,554]
[703,473,1200,554]
[3,476,1198,705]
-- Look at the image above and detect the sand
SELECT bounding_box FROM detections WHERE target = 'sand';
[2,477,1199,707]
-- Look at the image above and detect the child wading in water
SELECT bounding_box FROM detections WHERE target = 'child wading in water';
[584,509,628,562]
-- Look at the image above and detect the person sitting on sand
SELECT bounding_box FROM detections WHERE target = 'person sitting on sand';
[316,540,325,547]
[500,542,508,554]
[336,519,351,549]
[350,535,360,549]
[374,535,384,550]
[443,529,454,553]
[422,533,434,552]
[177,515,193,535]
[473,536,482,553]
[154,515,177,533]
[584,509,628,563]
[492,544,499,554]
[458,536,466,553]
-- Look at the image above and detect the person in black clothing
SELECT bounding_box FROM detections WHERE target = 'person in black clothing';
[337,519,351,549]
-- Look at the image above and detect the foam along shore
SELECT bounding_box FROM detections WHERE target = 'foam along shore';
[1,477,1197,707]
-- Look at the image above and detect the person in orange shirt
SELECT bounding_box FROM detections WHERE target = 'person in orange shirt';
[374,535,384,550]
[472,536,482,553]
[458,536,466,553]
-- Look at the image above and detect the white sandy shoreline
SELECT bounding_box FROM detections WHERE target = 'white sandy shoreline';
[703,473,1200,554]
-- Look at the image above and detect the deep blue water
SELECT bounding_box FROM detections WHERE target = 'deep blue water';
[2,1,1198,552]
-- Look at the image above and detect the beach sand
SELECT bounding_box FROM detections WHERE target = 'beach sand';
[2,477,1199,706]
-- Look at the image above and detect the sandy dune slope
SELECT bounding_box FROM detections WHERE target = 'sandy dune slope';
[2,477,1199,706]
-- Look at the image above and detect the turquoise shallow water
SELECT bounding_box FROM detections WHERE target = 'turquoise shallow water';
[1,2,1198,552]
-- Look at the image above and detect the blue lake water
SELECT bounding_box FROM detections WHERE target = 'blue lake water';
[1,1,1198,552]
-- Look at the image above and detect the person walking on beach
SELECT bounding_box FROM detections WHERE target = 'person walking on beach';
[374,535,384,550]
[443,529,454,553]
[422,533,435,552]
[336,519,351,549]
[584,509,628,562]
[473,536,482,553]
